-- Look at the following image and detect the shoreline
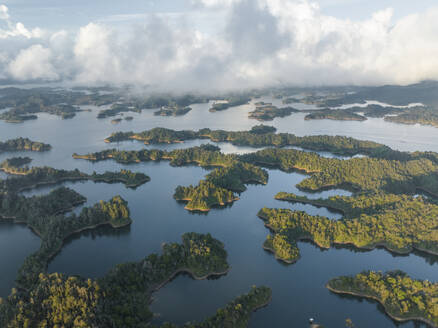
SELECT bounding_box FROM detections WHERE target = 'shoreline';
[257,213,438,264]
[148,267,230,303]
[326,284,438,328]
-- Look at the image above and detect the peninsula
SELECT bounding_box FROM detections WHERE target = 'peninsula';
[0,232,260,328]
[258,192,438,263]
[327,271,438,328]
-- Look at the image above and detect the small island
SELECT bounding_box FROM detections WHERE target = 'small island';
[209,96,250,112]
[111,118,123,124]
[304,109,367,121]
[98,103,142,118]
[0,101,82,122]
[97,94,207,118]
[0,162,150,191]
[385,108,438,128]
[175,181,239,212]
[154,106,192,116]
[248,103,299,121]
[327,271,438,327]
[345,104,407,118]
[0,137,51,153]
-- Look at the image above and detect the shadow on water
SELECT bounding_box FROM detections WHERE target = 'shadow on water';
[330,292,433,328]
[62,224,132,247]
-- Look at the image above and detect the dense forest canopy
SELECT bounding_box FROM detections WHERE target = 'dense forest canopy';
[328,271,438,326]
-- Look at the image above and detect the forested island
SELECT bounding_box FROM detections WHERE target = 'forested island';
[103,126,405,159]
[248,103,299,121]
[258,192,438,263]
[98,103,142,118]
[74,145,267,211]
[345,104,407,118]
[154,106,192,116]
[97,94,207,118]
[0,162,150,190]
[209,96,250,112]
[0,104,82,122]
[384,108,438,128]
[327,271,438,327]
[0,137,51,153]
[0,188,131,289]
[304,109,366,121]
[0,232,268,328]
[0,87,210,122]
[242,148,438,195]
[76,134,438,210]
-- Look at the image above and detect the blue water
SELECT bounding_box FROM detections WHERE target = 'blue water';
[0,97,437,327]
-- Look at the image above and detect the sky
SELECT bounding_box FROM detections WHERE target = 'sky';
[1,0,438,91]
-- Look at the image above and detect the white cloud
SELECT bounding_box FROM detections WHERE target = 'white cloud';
[1,0,438,90]
[0,4,10,20]
[0,5,45,39]
[8,45,59,80]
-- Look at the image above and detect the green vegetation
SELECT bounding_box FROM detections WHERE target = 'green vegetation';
[157,286,272,328]
[0,157,33,174]
[0,87,209,122]
[249,124,277,134]
[385,108,438,128]
[0,137,51,153]
[209,96,250,112]
[259,192,438,263]
[97,95,207,118]
[0,187,86,222]
[77,137,438,209]
[248,104,299,121]
[104,127,401,159]
[174,161,267,211]
[0,185,131,289]
[154,106,192,116]
[0,164,150,191]
[242,148,438,195]
[175,181,238,211]
[0,104,81,122]
[0,233,238,328]
[15,194,132,289]
[104,127,198,144]
[346,104,406,118]
[98,103,141,118]
[327,271,438,327]
[282,97,300,104]
[304,109,366,121]
[91,169,150,188]
[74,145,267,211]
[74,144,233,166]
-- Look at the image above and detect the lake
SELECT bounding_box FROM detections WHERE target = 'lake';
[0,97,437,327]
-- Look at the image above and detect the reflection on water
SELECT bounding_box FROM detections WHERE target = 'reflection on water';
[0,96,436,327]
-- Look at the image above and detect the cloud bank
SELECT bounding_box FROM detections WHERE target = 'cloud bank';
[1,0,438,91]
